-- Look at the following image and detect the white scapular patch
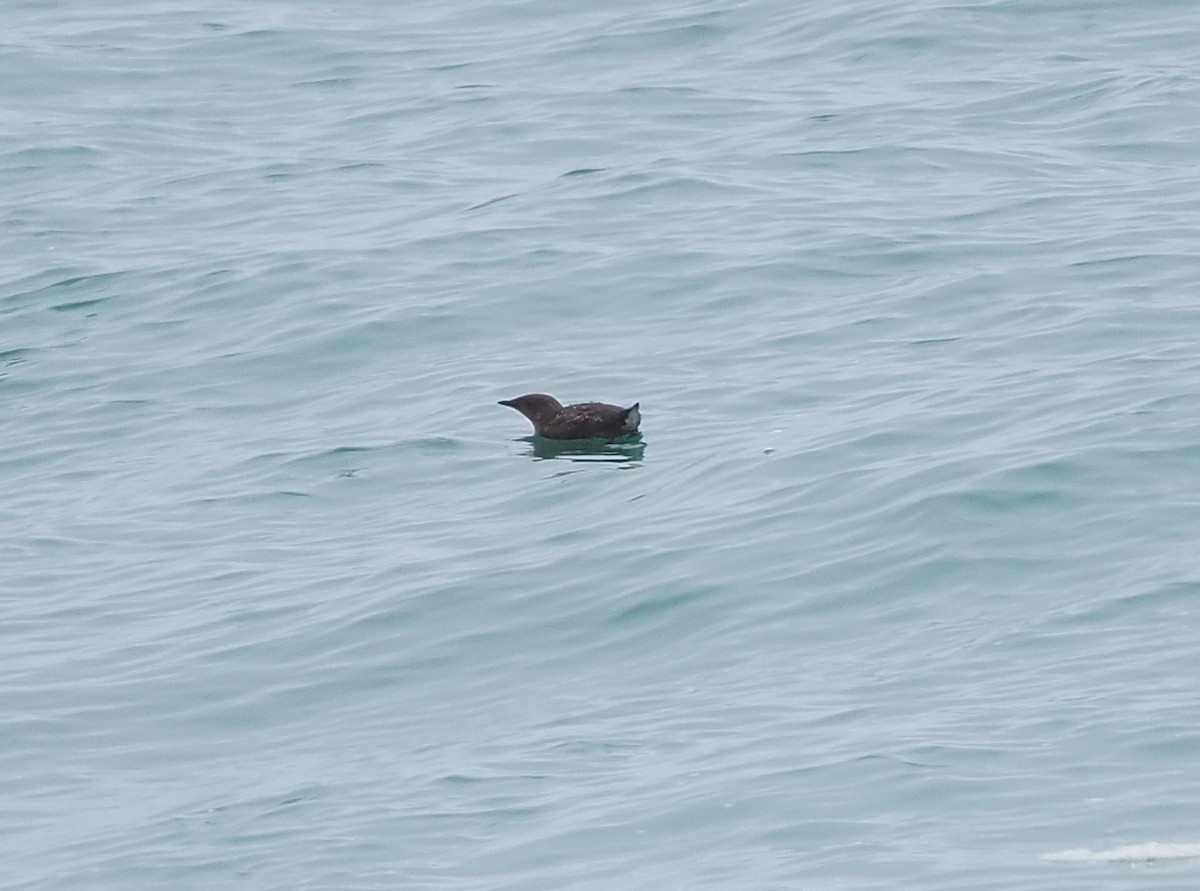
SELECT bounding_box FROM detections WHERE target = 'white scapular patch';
[623,404,641,430]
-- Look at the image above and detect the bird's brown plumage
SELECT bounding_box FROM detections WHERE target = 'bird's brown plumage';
[498,393,641,440]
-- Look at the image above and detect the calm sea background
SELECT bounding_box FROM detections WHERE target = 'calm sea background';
[3,1,1200,889]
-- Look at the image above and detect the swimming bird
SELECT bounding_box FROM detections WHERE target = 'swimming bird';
[498,393,641,440]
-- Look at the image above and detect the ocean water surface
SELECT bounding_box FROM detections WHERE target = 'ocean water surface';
[3,1,1200,889]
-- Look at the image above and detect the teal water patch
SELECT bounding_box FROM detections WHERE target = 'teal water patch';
[3,1,1200,889]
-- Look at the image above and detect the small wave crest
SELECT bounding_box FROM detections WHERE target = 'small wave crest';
[1044,842,1200,863]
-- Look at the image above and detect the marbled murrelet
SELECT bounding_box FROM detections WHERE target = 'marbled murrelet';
[498,394,641,440]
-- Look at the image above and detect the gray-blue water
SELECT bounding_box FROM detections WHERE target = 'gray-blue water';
[4,2,1200,888]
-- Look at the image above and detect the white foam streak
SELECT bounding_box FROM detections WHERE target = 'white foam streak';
[1045,842,1200,863]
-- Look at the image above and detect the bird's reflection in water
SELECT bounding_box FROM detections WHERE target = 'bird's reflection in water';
[516,434,646,466]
